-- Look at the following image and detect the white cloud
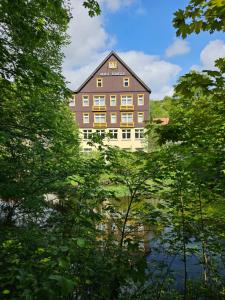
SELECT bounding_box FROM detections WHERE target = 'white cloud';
[166,39,190,57]
[200,40,225,69]
[63,0,114,69]
[62,1,182,99]
[118,51,181,99]
[190,40,225,71]
[100,0,135,12]
[64,52,108,89]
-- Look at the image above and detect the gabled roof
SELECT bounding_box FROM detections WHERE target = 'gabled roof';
[74,51,151,93]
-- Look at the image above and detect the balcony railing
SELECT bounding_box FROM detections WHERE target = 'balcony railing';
[120,122,134,128]
[93,122,107,128]
[120,105,134,111]
[92,105,106,111]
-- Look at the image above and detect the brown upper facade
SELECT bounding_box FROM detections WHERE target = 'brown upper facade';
[70,51,151,129]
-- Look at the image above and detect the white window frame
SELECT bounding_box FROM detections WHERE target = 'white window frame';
[121,113,133,123]
[96,78,103,87]
[135,129,144,139]
[83,129,92,140]
[138,94,144,106]
[121,95,133,106]
[83,113,90,124]
[122,129,131,140]
[94,96,105,106]
[110,95,117,106]
[82,95,89,106]
[123,77,129,87]
[111,113,117,124]
[109,129,118,140]
[96,129,105,137]
[138,112,144,123]
[94,113,106,123]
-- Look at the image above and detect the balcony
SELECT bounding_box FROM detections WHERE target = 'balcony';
[92,105,106,111]
[120,105,134,111]
[93,122,107,128]
[120,122,134,128]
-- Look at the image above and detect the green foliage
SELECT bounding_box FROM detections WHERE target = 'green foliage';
[1,0,225,299]
[150,96,172,119]
[83,0,101,16]
[173,0,225,38]
[0,0,80,215]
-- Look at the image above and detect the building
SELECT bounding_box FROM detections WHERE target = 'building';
[69,51,151,152]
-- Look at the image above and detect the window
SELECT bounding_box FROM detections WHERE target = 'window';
[69,95,75,107]
[138,112,144,123]
[96,78,103,87]
[108,61,117,69]
[96,129,105,137]
[121,95,133,106]
[83,129,92,140]
[110,95,117,106]
[111,113,117,124]
[94,113,106,123]
[82,95,89,106]
[138,94,144,106]
[121,113,133,123]
[83,113,89,124]
[122,129,131,139]
[109,129,118,139]
[123,77,129,87]
[94,96,105,106]
[135,129,144,139]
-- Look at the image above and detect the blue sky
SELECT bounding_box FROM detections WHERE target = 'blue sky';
[63,0,225,99]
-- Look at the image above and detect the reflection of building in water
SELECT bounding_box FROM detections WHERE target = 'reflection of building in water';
[69,51,151,152]
[96,199,151,254]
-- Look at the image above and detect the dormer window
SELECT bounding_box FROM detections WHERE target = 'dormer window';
[123,77,129,87]
[96,78,103,87]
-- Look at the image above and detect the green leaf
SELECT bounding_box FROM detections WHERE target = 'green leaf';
[76,238,86,248]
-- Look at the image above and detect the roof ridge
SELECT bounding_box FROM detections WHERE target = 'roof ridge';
[74,51,151,93]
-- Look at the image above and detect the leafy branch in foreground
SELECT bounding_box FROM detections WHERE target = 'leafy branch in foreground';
[173,0,225,38]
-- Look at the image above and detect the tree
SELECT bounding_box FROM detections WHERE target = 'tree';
[0,0,101,219]
[173,0,225,38]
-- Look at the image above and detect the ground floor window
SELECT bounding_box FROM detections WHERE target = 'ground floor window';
[83,129,92,140]
[109,129,118,139]
[135,129,144,139]
[96,129,105,137]
[122,129,131,139]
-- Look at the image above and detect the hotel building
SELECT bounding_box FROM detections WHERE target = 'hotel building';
[69,51,151,152]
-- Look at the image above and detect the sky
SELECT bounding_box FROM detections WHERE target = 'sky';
[63,0,225,99]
